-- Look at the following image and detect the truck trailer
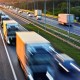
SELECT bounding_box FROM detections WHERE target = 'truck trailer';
[16,31,55,80]
[58,14,74,26]
[3,20,19,45]
[34,10,42,20]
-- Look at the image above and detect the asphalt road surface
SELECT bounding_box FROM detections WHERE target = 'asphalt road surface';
[0,8,80,80]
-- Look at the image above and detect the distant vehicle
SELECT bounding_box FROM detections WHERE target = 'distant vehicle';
[9,6,13,9]
[36,15,42,20]
[34,10,42,20]
[58,14,74,26]
[76,17,80,22]
[18,10,23,14]
[0,11,5,20]
[1,15,10,27]
[16,31,55,80]
[6,6,10,9]
[3,20,19,45]
[16,8,20,12]
[26,12,30,15]
[55,54,80,72]
[28,13,33,17]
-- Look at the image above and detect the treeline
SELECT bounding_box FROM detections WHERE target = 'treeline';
[13,0,80,17]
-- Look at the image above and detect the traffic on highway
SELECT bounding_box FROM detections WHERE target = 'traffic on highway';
[0,2,80,80]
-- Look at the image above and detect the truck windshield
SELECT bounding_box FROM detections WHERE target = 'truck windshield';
[2,18,10,21]
[7,26,19,36]
[28,47,53,65]
[27,43,55,53]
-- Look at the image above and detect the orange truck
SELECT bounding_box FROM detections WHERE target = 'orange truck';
[3,20,19,45]
[16,31,55,80]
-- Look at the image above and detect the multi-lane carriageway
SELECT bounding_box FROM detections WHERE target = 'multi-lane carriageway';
[0,8,80,80]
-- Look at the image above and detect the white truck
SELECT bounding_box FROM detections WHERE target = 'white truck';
[34,10,42,20]
[58,14,74,26]
[16,31,55,80]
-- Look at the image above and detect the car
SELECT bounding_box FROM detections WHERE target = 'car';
[18,10,23,14]
[27,12,30,15]
[28,13,33,17]
[36,16,42,20]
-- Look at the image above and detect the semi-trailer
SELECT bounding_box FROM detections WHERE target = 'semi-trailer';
[58,14,74,26]
[16,31,55,80]
[34,10,42,20]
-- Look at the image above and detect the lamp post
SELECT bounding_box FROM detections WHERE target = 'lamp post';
[37,0,38,9]
[44,0,46,30]
[68,0,71,38]
[33,0,35,10]
[67,0,68,13]
[53,0,54,17]
[27,0,28,10]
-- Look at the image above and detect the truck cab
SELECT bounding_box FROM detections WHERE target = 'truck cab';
[3,20,19,45]
[1,15,10,27]
[27,44,55,80]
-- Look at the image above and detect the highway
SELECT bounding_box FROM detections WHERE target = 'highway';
[0,30,14,80]
[0,8,80,80]
[0,11,27,80]
[11,8,80,36]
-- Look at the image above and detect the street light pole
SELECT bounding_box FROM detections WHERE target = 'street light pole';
[27,0,28,10]
[44,0,46,30]
[67,0,68,13]
[53,0,54,17]
[68,0,71,38]
[37,0,38,9]
[33,0,35,10]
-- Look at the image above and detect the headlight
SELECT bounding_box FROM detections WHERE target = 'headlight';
[28,74,34,80]
[26,66,34,80]
[46,71,54,80]
[6,37,10,44]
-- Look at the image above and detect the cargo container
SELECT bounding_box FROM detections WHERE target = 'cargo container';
[58,14,74,26]
[16,31,55,80]
[3,20,19,45]
[34,10,42,20]
[55,54,80,72]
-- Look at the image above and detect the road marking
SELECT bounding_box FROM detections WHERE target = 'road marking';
[59,63,69,72]
[70,63,80,72]
[0,30,18,80]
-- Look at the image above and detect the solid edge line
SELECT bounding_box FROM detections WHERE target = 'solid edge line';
[0,30,18,80]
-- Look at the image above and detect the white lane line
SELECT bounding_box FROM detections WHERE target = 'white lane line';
[0,30,18,80]
[59,63,69,72]
[70,63,80,72]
